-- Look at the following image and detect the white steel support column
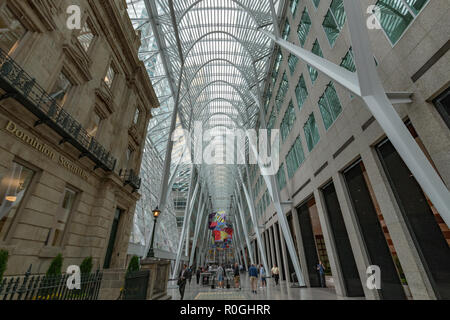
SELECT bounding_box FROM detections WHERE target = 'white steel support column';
[260,1,450,227]
[232,212,248,271]
[172,180,200,279]
[238,170,270,275]
[246,53,306,287]
[189,190,206,266]
[234,190,255,265]
[268,226,276,269]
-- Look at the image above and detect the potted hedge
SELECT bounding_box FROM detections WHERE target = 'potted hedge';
[39,254,64,299]
[0,250,8,283]
[126,256,140,275]
[80,257,93,275]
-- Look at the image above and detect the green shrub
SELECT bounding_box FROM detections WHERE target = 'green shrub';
[0,250,8,282]
[80,257,93,274]
[127,256,140,274]
[46,254,63,276]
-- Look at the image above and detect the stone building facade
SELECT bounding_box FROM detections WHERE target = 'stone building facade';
[0,0,158,275]
[248,0,450,300]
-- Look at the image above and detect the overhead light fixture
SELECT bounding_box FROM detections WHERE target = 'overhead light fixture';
[5,196,17,202]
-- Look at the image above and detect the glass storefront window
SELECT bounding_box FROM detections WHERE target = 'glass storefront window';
[0,6,26,54]
[0,162,35,239]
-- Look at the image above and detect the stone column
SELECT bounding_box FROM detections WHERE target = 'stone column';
[272,224,284,281]
[268,226,277,269]
[313,188,346,297]
[290,206,311,287]
[332,172,379,300]
[278,222,291,284]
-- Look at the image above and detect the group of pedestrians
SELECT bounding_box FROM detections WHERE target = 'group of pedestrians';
[248,264,269,294]
[178,262,319,299]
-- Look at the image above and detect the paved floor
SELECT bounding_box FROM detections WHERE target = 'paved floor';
[168,274,365,300]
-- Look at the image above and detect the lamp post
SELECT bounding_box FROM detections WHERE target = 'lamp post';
[147,207,161,258]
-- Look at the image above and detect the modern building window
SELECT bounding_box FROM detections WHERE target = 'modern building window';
[290,0,299,16]
[264,95,271,114]
[0,6,26,54]
[267,108,276,132]
[272,48,283,87]
[432,87,450,130]
[77,21,95,52]
[374,0,429,45]
[0,162,35,239]
[280,101,296,142]
[282,20,291,41]
[318,82,343,130]
[277,164,287,190]
[49,72,73,107]
[275,72,289,113]
[322,0,346,46]
[286,136,306,178]
[304,113,320,152]
[288,54,299,75]
[51,188,77,247]
[340,48,357,72]
[308,40,323,85]
[176,216,184,228]
[104,64,116,89]
[311,0,321,9]
[295,74,308,110]
[174,198,187,211]
[297,8,311,47]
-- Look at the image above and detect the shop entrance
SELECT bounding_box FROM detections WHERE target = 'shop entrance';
[321,182,364,297]
[296,198,332,288]
[377,123,450,299]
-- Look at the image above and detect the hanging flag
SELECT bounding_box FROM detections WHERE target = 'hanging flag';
[214,230,222,241]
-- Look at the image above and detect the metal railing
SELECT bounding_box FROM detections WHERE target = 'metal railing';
[0,269,103,300]
[120,169,142,192]
[0,48,117,172]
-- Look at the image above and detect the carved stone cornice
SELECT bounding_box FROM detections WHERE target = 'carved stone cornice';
[8,0,59,32]
[62,42,93,83]
[95,84,116,117]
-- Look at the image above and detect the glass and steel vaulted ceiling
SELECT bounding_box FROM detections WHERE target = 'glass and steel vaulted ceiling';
[127,0,283,212]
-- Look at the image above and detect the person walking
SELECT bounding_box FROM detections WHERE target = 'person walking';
[249,264,258,294]
[196,267,201,285]
[271,265,280,286]
[178,264,188,300]
[317,261,326,288]
[217,265,225,289]
[259,264,267,288]
[187,265,193,285]
[233,263,241,290]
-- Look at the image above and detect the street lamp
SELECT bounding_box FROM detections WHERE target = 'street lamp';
[147,207,161,258]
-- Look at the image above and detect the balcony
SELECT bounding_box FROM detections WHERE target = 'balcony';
[0,48,117,172]
[120,169,141,192]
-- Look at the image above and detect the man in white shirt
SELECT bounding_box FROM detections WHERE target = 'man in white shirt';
[271,265,280,286]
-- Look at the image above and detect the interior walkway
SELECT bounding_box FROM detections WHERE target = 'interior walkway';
[168,274,365,300]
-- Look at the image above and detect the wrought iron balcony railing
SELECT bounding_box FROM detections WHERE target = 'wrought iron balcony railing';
[0,48,117,172]
[120,169,141,192]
